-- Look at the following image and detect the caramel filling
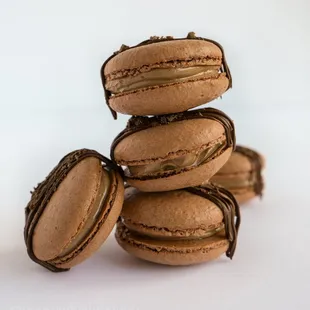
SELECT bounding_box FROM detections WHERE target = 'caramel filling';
[106,65,220,94]
[128,142,225,177]
[58,169,111,257]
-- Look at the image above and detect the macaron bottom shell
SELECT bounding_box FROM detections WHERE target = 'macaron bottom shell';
[115,222,229,266]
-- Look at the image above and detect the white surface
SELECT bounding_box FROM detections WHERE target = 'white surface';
[1,0,310,309]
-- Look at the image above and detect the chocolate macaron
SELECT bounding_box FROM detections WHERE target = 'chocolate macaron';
[111,108,236,192]
[101,32,232,118]
[24,149,124,272]
[209,145,264,204]
[116,184,240,265]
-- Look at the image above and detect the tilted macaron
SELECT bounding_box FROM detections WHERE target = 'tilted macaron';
[24,149,124,272]
[116,184,240,265]
[209,145,264,204]
[111,107,236,192]
[101,32,232,118]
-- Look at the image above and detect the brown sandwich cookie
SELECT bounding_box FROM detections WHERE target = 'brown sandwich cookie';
[24,149,124,272]
[116,184,240,265]
[111,108,235,192]
[101,32,232,118]
[209,145,264,204]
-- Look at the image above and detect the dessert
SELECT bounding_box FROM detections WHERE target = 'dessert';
[111,108,235,192]
[101,32,232,118]
[24,149,124,272]
[116,184,240,265]
[210,145,264,204]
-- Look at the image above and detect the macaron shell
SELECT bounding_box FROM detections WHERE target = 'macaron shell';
[216,148,265,175]
[211,173,262,205]
[114,118,225,164]
[116,223,228,266]
[109,75,229,116]
[122,188,224,238]
[126,147,232,192]
[104,39,222,75]
[32,157,104,261]
[210,171,258,204]
[216,152,252,174]
[53,172,124,269]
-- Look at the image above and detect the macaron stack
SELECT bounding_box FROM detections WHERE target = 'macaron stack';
[24,32,244,272]
[101,32,240,265]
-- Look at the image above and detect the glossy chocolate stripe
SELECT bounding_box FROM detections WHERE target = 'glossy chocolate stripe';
[24,149,118,272]
[101,32,232,119]
[235,146,264,197]
[110,108,236,169]
[185,184,241,259]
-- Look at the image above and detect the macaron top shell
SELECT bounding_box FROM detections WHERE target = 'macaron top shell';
[218,151,253,174]
[24,149,124,272]
[101,32,232,119]
[122,187,224,239]
[104,39,223,76]
[111,108,236,165]
[217,146,264,174]
[114,119,225,164]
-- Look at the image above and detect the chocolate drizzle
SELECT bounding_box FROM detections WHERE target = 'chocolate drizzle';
[24,149,121,272]
[236,146,264,197]
[100,32,232,119]
[185,184,241,259]
[110,107,236,169]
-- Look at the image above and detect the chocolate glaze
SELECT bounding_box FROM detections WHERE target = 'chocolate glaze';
[235,146,264,197]
[185,184,241,259]
[100,32,232,119]
[24,149,121,272]
[110,107,236,181]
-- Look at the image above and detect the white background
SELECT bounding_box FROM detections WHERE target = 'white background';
[1,0,310,309]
